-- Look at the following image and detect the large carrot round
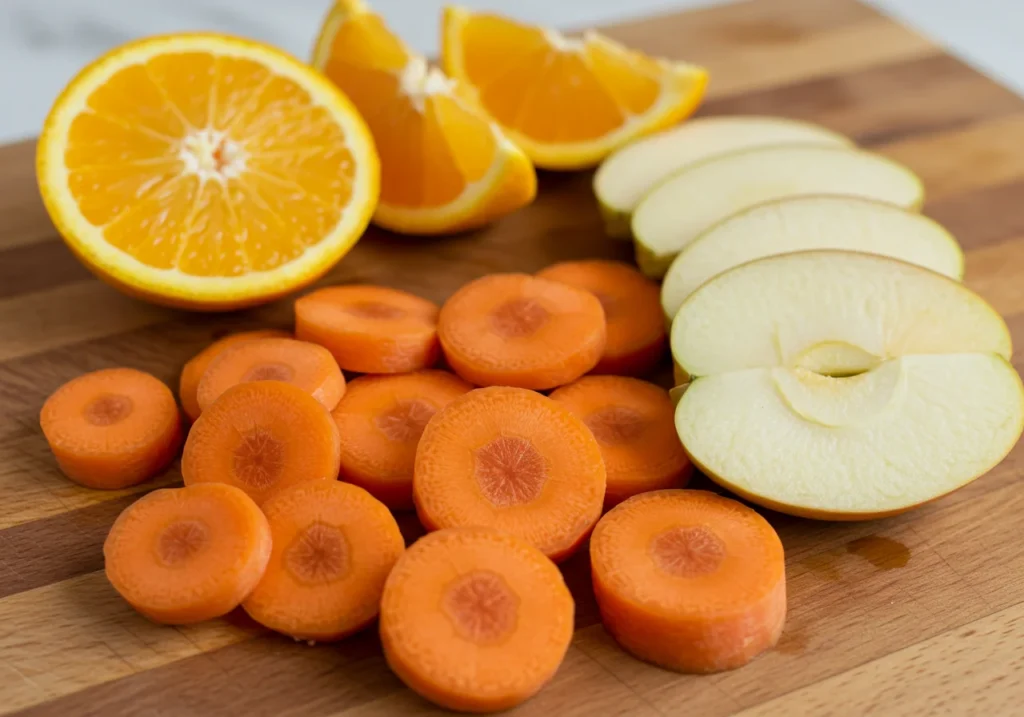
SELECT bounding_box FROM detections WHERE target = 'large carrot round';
[40,367,182,490]
[414,386,606,561]
[295,285,440,373]
[550,376,692,508]
[182,381,341,505]
[380,527,574,713]
[437,273,606,389]
[537,260,666,376]
[332,370,473,510]
[195,337,345,414]
[243,480,404,642]
[590,490,786,673]
[104,483,271,624]
[179,329,291,422]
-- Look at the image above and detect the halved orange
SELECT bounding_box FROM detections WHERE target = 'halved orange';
[37,33,379,311]
[442,7,709,170]
[312,0,536,235]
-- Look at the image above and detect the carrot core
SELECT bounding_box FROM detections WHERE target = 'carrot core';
[157,520,210,567]
[232,427,286,489]
[475,436,547,507]
[285,522,350,585]
[243,362,295,382]
[650,525,726,577]
[83,394,133,426]
[376,400,436,441]
[584,405,646,442]
[348,301,405,319]
[442,570,519,645]
[490,298,549,337]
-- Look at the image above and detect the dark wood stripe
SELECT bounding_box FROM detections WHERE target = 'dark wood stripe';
[926,179,1024,250]
[0,239,93,299]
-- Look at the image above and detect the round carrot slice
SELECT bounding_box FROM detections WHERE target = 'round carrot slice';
[413,386,605,561]
[332,370,473,510]
[40,367,182,490]
[550,376,692,508]
[380,527,574,713]
[590,490,786,673]
[104,483,272,624]
[182,381,342,505]
[243,480,404,642]
[195,337,345,414]
[295,285,440,373]
[537,260,666,376]
[437,273,606,389]
[179,329,290,422]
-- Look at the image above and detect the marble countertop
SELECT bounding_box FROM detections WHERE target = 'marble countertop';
[2,0,1023,144]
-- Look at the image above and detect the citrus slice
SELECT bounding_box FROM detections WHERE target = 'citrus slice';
[312,0,536,235]
[37,33,379,311]
[441,6,709,170]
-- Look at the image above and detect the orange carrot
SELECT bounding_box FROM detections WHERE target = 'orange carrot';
[182,381,342,506]
[537,259,666,376]
[104,483,271,624]
[295,285,440,373]
[437,273,606,389]
[550,376,692,508]
[413,386,605,561]
[332,370,473,510]
[243,480,404,642]
[179,329,290,422]
[40,367,182,490]
[590,490,787,673]
[380,527,574,713]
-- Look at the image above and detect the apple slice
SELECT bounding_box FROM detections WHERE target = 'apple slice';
[593,116,851,238]
[660,195,964,323]
[632,146,924,278]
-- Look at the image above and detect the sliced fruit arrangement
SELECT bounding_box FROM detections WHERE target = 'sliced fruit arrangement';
[312,0,536,234]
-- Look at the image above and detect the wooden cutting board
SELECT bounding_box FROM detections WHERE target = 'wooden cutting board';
[3,0,1024,714]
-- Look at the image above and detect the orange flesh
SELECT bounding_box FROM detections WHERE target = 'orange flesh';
[537,260,666,376]
[243,480,404,642]
[104,483,272,624]
[181,381,341,505]
[437,273,606,389]
[295,285,440,373]
[40,367,182,489]
[550,376,691,508]
[413,386,606,561]
[195,337,345,413]
[590,490,787,673]
[331,370,473,509]
[380,527,574,713]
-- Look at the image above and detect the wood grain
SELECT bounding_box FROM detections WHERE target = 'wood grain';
[2,0,1024,714]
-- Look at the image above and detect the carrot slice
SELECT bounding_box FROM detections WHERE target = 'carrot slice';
[590,490,786,673]
[179,329,290,422]
[40,367,182,489]
[537,260,666,376]
[438,273,607,389]
[550,376,692,508]
[243,480,404,642]
[295,285,440,373]
[195,337,345,414]
[380,527,574,713]
[332,370,473,510]
[104,483,271,624]
[413,386,605,561]
[182,381,342,506]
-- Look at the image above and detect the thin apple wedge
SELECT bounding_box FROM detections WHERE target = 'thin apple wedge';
[660,195,964,323]
[594,116,851,238]
[632,146,924,278]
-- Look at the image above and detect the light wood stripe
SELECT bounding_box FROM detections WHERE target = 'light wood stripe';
[964,236,1024,318]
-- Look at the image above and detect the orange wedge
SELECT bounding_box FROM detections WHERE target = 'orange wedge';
[313,0,537,235]
[37,33,379,311]
[442,7,709,170]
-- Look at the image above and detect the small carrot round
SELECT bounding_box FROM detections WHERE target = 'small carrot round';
[414,386,605,561]
[295,285,440,373]
[332,370,473,510]
[182,381,342,506]
[550,376,692,508]
[196,337,345,414]
[590,490,786,673]
[104,483,271,624]
[40,367,182,490]
[537,260,666,376]
[380,527,574,713]
[179,329,290,422]
[243,480,404,642]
